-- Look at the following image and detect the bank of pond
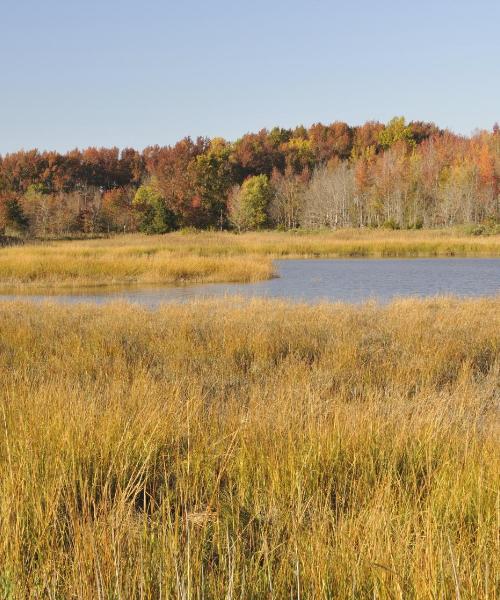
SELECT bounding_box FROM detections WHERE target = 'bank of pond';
[0,258,498,306]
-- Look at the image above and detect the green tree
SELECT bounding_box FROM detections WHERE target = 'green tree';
[0,196,29,235]
[379,117,416,150]
[229,175,273,231]
[133,183,177,234]
[191,138,233,228]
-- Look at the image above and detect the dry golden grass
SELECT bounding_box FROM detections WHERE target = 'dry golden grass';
[0,297,498,598]
[0,248,273,289]
[0,229,498,289]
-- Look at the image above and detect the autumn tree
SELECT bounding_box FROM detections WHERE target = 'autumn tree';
[101,187,138,233]
[351,121,384,157]
[269,168,305,229]
[231,130,284,179]
[301,163,356,229]
[281,138,315,174]
[20,184,53,236]
[309,122,353,163]
[144,137,208,226]
[0,117,497,236]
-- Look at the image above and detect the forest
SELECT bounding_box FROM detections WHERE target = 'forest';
[0,117,499,238]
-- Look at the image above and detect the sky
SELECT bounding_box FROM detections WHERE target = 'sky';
[1,0,499,153]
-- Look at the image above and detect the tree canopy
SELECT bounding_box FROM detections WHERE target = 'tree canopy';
[0,117,498,236]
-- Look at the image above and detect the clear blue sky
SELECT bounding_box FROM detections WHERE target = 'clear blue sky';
[1,0,499,153]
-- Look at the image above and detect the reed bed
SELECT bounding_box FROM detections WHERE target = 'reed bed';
[0,229,498,289]
[0,250,273,289]
[0,297,498,598]
[141,229,499,259]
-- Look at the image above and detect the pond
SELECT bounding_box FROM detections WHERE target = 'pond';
[1,258,498,306]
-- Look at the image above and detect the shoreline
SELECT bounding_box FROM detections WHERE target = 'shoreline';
[0,230,498,290]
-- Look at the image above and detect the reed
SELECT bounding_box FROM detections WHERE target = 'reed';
[0,229,498,289]
[0,248,273,289]
[0,297,498,598]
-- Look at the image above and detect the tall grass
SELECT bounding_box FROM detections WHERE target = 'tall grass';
[0,229,498,289]
[0,249,273,289]
[0,297,498,598]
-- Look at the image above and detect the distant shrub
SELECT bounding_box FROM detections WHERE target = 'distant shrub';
[382,219,400,230]
[179,226,202,235]
[408,219,423,230]
[462,220,500,236]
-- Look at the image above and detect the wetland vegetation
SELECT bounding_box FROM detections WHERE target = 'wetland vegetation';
[0,229,498,290]
[0,297,498,598]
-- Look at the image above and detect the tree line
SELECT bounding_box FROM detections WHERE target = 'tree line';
[1,117,499,237]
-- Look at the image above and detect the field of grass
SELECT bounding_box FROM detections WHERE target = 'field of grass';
[0,297,498,598]
[0,229,498,289]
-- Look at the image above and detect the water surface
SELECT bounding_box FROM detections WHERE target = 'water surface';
[0,258,498,307]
